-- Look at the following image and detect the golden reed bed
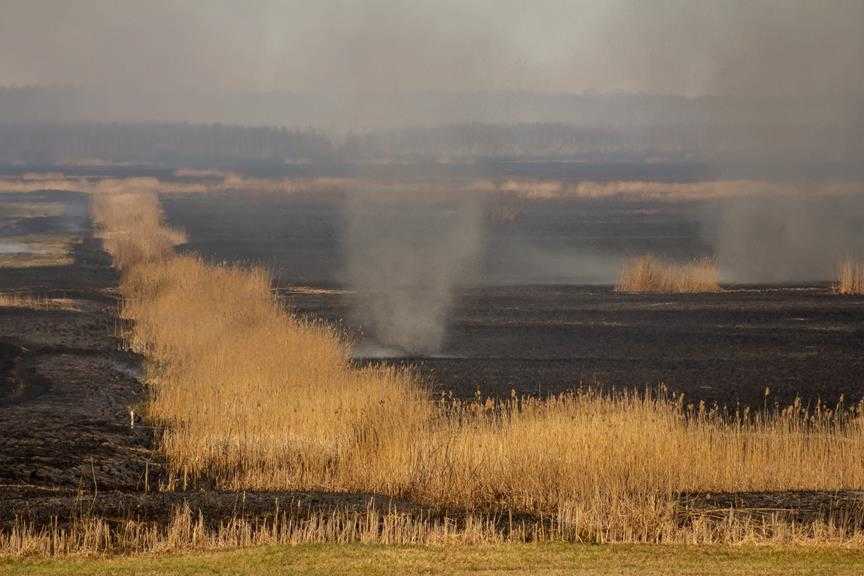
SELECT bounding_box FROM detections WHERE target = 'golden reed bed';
[616,255,721,294]
[81,187,864,546]
[837,260,864,295]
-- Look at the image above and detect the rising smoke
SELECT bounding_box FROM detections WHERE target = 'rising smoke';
[680,1,864,283]
[704,194,864,283]
[342,192,486,355]
[2,0,864,344]
[2,1,861,131]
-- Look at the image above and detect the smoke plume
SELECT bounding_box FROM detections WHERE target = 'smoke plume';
[342,192,485,355]
[704,194,864,283]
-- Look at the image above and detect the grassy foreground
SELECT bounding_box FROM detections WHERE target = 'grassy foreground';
[4,543,864,576]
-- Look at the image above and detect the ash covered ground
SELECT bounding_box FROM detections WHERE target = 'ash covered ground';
[162,186,864,409]
[3,173,864,531]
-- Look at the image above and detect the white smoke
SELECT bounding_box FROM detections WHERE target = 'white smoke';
[342,192,485,355]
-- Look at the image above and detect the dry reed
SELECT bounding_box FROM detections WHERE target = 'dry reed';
[0,293,46,308]
[837,260,864,295]
[5,499,864,558]
[0,293,77,310]
[616,255,721,293]
[91,189,186,269]
[88,188,864,546]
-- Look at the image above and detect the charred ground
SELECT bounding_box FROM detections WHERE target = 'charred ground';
[164,190,864,409]
[3,177,864,536]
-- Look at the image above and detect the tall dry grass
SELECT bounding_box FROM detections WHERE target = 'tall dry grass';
[90,189,864,544]
[3,504,516,557]
[6,498,864,557]
[837,260,864,295]
[122,255,431,494]
[616,255,721,293]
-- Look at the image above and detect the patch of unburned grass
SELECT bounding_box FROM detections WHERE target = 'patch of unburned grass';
[4,543,864,576]
[91,191,185,269]
[616,255,721,293]
[837,260,864,295]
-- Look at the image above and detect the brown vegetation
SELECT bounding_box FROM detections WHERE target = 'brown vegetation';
[82,188,864,547]
[0,293,45,308]
[0,293,77,310]
[91,189,186,269]
[6,499,864,558]
[837,260,864,295]
[616,255,721,293]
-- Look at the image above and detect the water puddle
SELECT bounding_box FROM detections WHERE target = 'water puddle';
[0,241,38,255]
[110,359,144,382]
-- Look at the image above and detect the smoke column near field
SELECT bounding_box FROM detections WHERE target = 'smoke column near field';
[703,194,864,283]
[342,194,485,355]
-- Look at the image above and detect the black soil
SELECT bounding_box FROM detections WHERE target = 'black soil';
[161,192,864,408]
[343,284,864,408]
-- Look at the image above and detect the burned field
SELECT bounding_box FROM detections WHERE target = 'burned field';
[0,190,159,526]
[163,190,864,409]
[0,189,390,535]
[3,177,864,551]
[298,284,864,409]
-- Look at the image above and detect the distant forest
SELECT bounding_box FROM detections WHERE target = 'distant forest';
[0,121,708,166]
[0,123,334,165]
[0,87,861,168]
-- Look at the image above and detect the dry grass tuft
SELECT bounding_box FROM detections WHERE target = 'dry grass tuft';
[88,188,864,547]
[837,260,864,295]
[616,255,721,293]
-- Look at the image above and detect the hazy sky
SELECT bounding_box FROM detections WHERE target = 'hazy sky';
[1,0,862,97]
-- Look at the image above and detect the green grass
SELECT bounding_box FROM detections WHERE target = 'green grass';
[3,543,864,575]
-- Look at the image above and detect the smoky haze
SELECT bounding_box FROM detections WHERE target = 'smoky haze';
[2,0,864,348]
[1,1,861,131]
[704,195,864,284]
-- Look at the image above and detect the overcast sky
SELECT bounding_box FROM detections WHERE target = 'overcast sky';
[1,0,862,98]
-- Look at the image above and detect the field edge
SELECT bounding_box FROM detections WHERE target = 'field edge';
[3,542,864,576]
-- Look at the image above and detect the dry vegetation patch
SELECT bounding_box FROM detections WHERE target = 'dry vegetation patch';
[837,260,864,295]
[0,292,78,310]
[91,190,187,269]
[616,255,721,293]
[85,188,864,545]
[6,499,864,558]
